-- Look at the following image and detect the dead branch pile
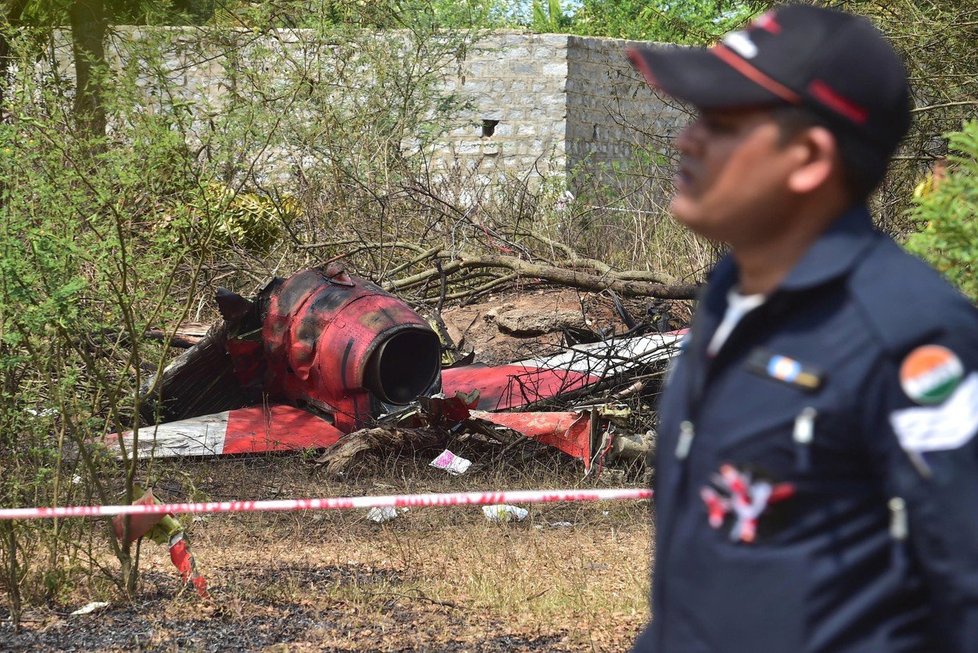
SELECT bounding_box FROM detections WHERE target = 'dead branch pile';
[314,427,448,478]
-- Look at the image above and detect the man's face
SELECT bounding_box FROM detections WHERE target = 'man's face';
[670,107,799,245]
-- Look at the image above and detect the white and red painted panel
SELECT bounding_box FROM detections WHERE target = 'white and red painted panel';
[103,405,344,459]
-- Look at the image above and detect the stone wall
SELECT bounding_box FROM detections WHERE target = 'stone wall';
[43,28,684,195]
[436,32,685,194]
[565,36,685,188]
[439,33,570,183]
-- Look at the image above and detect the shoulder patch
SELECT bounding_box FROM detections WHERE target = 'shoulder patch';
[890,372,978,453]
[899,345,964,404]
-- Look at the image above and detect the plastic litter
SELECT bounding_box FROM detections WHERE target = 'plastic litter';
[429,449,472,475]
[367,506,401,523]
[534,521,574,529]
[482,504,529,522]
[71,601,110,616]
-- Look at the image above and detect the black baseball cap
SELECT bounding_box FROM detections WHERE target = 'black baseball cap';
[627,4,911,159]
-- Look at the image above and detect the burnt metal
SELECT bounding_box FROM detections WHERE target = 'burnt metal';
[141,266,441,429]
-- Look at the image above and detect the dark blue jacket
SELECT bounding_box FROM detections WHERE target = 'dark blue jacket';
[632,207,978,653]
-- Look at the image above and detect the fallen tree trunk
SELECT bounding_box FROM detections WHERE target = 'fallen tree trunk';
[384,253,698,300]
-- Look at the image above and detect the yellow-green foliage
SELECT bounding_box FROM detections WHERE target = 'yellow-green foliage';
[158,183,301,254]
[904,120,978,302]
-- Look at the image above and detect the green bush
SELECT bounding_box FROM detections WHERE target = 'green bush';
[156,182,302,254]
[904,120,978,302]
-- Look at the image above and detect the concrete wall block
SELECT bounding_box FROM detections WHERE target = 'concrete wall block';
[492,122,515,137]
[466,60,491,77]
[49,27,677,201]
[546,121,567,136]
[509,62,536,76]
[538,93,565,108]
[494,33,537,48]
[541,62,566,77]
[480,108,506,122]
[456,141,483,156]
[564,78,585,93]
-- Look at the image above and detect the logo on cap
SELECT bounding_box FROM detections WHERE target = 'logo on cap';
[722,31,758,59]
[753,11,781,34]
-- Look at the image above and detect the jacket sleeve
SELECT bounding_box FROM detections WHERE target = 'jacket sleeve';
[862,332,978,653]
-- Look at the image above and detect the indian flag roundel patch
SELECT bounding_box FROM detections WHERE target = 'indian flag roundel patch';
[899,345,965,405]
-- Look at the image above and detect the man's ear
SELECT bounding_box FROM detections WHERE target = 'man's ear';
[787,126,837,194]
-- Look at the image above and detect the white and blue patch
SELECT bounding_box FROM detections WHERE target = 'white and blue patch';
[890,372,978,453]
[768,356,802,383]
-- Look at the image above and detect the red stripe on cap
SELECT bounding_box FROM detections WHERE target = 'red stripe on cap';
[711,44,801,104]
[807,79,869,125]
[753,12,781,34]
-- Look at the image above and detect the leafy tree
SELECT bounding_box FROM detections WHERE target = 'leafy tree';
[1,0,221,137]
[570,0,754,43]
[531,0,572,32]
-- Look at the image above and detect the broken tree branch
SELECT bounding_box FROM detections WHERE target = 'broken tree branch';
[314,427,446,478]
[442,273,517,302]
[515,230,681,282]
[385,253,697,299]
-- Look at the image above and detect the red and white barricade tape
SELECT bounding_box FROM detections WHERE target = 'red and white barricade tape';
[0,488,653,521]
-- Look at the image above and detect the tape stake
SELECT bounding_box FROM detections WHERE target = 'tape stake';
[0,488,654,521]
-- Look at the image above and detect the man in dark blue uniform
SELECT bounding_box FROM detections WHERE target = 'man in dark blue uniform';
[626,5,978,652]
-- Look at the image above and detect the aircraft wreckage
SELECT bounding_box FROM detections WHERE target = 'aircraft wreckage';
[104,265,683,473]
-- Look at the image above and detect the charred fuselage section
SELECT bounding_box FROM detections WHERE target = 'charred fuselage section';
[142,265,441,429]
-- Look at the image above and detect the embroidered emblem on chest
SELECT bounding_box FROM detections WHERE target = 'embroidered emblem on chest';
[700,464,795,543]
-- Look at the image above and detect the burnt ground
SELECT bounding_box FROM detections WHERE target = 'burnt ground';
[2,567,571,652]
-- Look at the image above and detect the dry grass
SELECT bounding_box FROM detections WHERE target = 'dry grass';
[2,453,655,652]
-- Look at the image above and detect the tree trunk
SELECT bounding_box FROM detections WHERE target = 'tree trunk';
[0,0,29,118]
[1,521,21,631]
[68,0,107,139]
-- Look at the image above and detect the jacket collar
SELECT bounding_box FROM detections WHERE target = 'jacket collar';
[706,204,879,303]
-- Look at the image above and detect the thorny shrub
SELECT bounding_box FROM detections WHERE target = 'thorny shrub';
[0,34,213,618]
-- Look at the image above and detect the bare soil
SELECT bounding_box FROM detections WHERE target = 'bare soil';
[440,285,688,365]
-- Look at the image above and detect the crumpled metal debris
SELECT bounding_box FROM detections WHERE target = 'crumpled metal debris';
[112,488,209,599]
[104,265,681,474]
